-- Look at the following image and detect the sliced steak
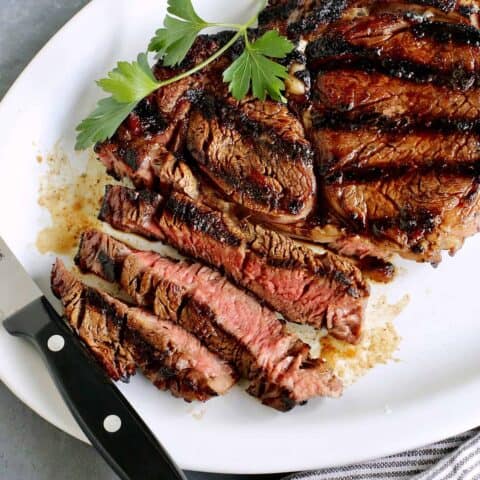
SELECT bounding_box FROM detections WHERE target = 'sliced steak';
[306,14,480,90]
[186,92,316,223]
[99,185,369,343]
[51,259,136,381]
[51,259,236,402]
[312,69,480,133]
[75,230,343,411]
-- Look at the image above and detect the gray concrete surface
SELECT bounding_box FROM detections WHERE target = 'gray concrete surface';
[0,1,285,478]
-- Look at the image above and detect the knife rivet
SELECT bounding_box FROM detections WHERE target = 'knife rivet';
[103,415,122,433]
[47,335,65,352]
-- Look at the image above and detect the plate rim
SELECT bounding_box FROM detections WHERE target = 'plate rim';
[1,0,480,474]
[0,0,96,447]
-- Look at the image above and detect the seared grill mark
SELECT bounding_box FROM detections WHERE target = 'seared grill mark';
[312,111,480,134]
[188,92,313,161]
[163,194,242,247]
[117,147,138,171]
[287,0,350,38]
[258,0,298,27]
[324,160,480,184]
[313,129,480,178]
[312,70,480,133]
[370,208,438,242]
[133,97,168,136]
[411,20,480,45]
[100,186,369,343]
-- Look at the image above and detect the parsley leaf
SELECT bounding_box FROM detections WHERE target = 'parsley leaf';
[75,53,160,150]
[97,53,159,103]
[223,31,294,102]
[75,97,137,151]
[75,1,294,150]
[222,51,252,100]
[167,0,206,23]
[250,30,295,58]
[148,0,209,66]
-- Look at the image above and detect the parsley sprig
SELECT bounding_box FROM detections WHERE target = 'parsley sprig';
[75,0,294,150]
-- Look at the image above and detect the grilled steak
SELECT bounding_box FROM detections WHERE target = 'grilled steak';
[325,169,480,262]
[51,259,236,402]
[92,1,480,269]
[95,34,315,224]
[75,230,343,411]
[305,7,480,262]
[99,185,369,343]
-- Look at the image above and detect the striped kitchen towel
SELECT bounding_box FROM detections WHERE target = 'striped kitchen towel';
[285,428,480,480]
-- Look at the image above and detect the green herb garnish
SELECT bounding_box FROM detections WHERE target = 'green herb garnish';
[75,0,294,150]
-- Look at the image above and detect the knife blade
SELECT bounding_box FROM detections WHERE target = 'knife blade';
[0,237,187,480]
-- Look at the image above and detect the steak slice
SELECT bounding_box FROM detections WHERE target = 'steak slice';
[75,230,343,411]
[51,260,236,402]
[99,185,369,344]
[51,259,136,382]
[306,13,480,90]
[312,69,480,133]
[186,92,316,223]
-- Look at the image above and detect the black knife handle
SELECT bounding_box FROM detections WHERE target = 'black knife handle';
[5,297,187,480]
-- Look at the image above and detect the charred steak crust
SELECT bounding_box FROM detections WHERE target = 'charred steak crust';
[51,259,236,402]
[259,0,351,39]
[99,185,369,344]
[75,230,343,411]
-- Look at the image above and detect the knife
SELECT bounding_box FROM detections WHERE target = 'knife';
[0,237,187,480]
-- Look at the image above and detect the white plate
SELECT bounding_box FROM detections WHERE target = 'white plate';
[1,0,480,474]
